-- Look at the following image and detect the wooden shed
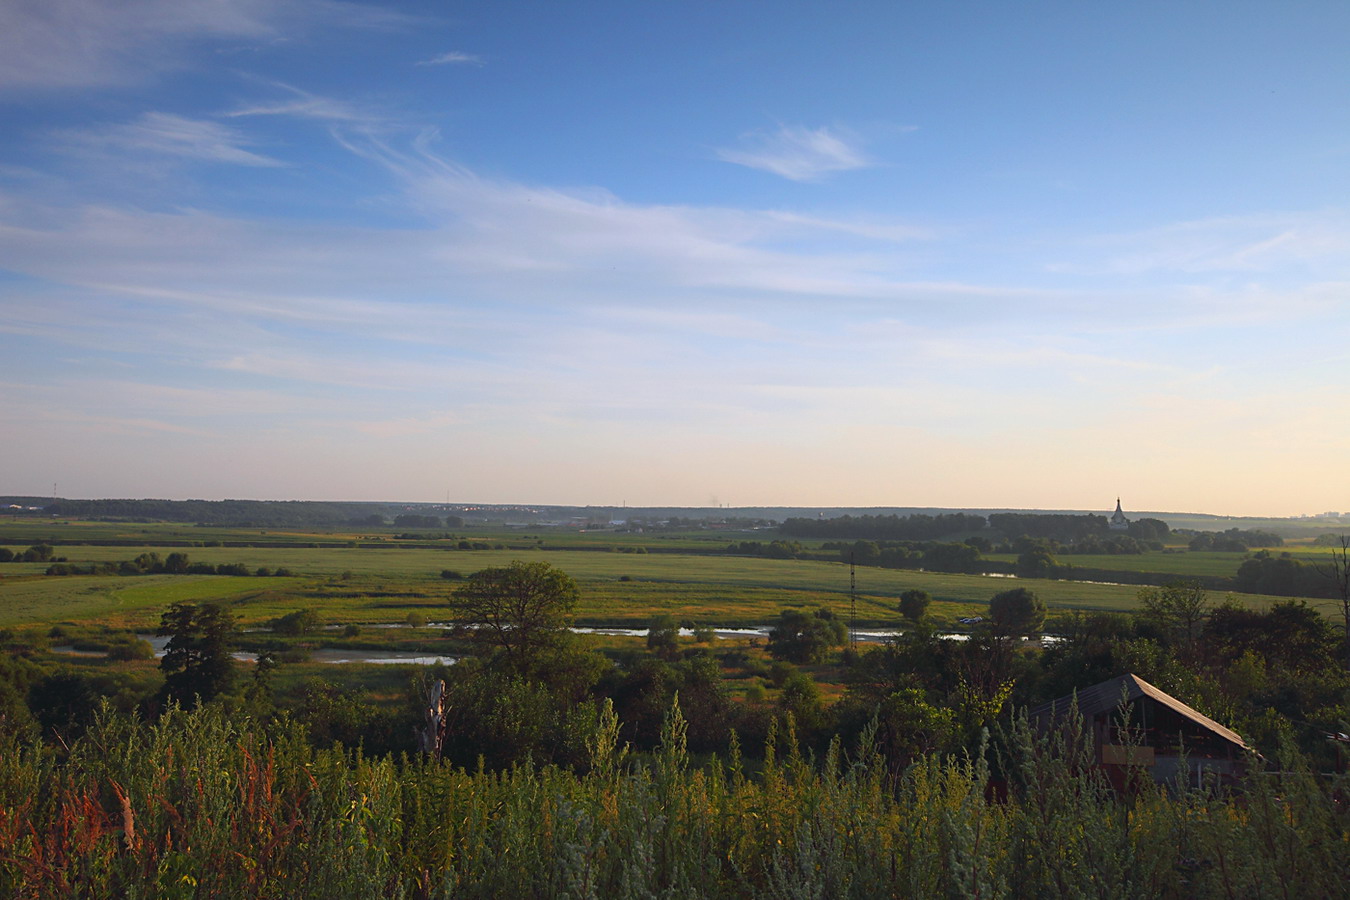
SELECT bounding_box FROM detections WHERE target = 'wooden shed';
[1029,673,1251,789]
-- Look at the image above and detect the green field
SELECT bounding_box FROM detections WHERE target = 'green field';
[2,518,1341,636]
[0,519,765,551]
[0,574,273,627]
[1,536,1326,631]
[987,546,1340,578]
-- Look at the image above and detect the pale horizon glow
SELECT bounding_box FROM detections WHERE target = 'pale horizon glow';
[2,2,1348,518]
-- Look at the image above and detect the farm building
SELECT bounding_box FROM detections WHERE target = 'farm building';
[1030,673,1251,789]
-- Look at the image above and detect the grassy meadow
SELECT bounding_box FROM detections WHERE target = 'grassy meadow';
[0,520,1332,631]
[987,545,1345,577]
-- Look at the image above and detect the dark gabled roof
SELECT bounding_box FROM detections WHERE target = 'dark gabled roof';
[1029,673,1249,752]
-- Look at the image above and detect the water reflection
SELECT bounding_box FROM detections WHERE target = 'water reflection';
[54,623,1055,667]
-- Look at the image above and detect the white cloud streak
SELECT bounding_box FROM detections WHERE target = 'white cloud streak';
[716,125,872,181]
[3,141,1338,376]
[225,82,377,122]
[3,128,1348,510]
[57,112,283,167]
[1059,212,1350,275]
[0,0,418,91]
[416,51,484,66]
[0,0,273,89]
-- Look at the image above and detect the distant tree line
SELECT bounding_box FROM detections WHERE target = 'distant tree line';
[780,511,1171,549]
[40,551,293,578]
[724,540,811,560]
[1056,533,1149,554]
[1186,527,1283,551]
[658,515,775,528]
[19,498,468,529]
[393,514,465,529]
[986,513,1111,542]
[1007,532,1160,557]
[779,512,987,541]
[988,513,1170,544]
[822,539,987,574]
[1233,550,1337,598]
[0,544,58,563]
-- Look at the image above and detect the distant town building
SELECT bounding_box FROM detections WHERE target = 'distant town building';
[1109,498,1130,531]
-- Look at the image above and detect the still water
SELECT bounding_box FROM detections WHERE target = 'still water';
[54,624,1048,667]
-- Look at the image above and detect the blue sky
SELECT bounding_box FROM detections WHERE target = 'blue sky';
[2,0,1348,515]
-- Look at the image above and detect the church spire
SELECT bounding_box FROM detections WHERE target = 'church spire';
[1110,497,1129,530]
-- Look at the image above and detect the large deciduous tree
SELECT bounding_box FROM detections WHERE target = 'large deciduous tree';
[1014,543,1058,579]
[988,587,1046,637]
[646,614,680,658]
[1138,579,1209,657]
[450,561,579,664]
[898,589,931,623]
[767,607,848,664]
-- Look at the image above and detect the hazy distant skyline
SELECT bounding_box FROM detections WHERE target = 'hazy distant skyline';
[2,2,1348,516]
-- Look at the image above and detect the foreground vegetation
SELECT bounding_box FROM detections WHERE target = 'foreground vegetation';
[1,700,1347,899]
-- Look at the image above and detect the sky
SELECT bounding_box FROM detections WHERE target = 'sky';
[1,1,1348,516]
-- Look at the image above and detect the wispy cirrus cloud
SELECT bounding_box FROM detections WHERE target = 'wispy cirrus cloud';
[716,124,872,182]
[225,82,376,122]
[0,0,272,90]
[0,0,417,91]
[416,51,484,66]
[763,211,934,243]
[57,112,283,167]
[3,131,1345,458]
[1052,211,1350,275]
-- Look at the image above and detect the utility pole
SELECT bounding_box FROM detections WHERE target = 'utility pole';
[849,551,857,651]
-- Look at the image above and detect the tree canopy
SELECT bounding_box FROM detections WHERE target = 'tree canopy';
[157,601,236,709]
[450,561,580,664]
[1138,580,1209,655]
[898,589,931,622]
[988,588,1046,637]
[767,607,848,664]
[1014,542,1058,578]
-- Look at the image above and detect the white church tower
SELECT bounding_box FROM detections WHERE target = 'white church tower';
[1109,498,1130,531]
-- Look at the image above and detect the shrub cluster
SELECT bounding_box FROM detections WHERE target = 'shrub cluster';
[39,551,294,578]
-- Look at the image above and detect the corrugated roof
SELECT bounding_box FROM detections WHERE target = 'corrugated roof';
[1030,673,1249,751]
